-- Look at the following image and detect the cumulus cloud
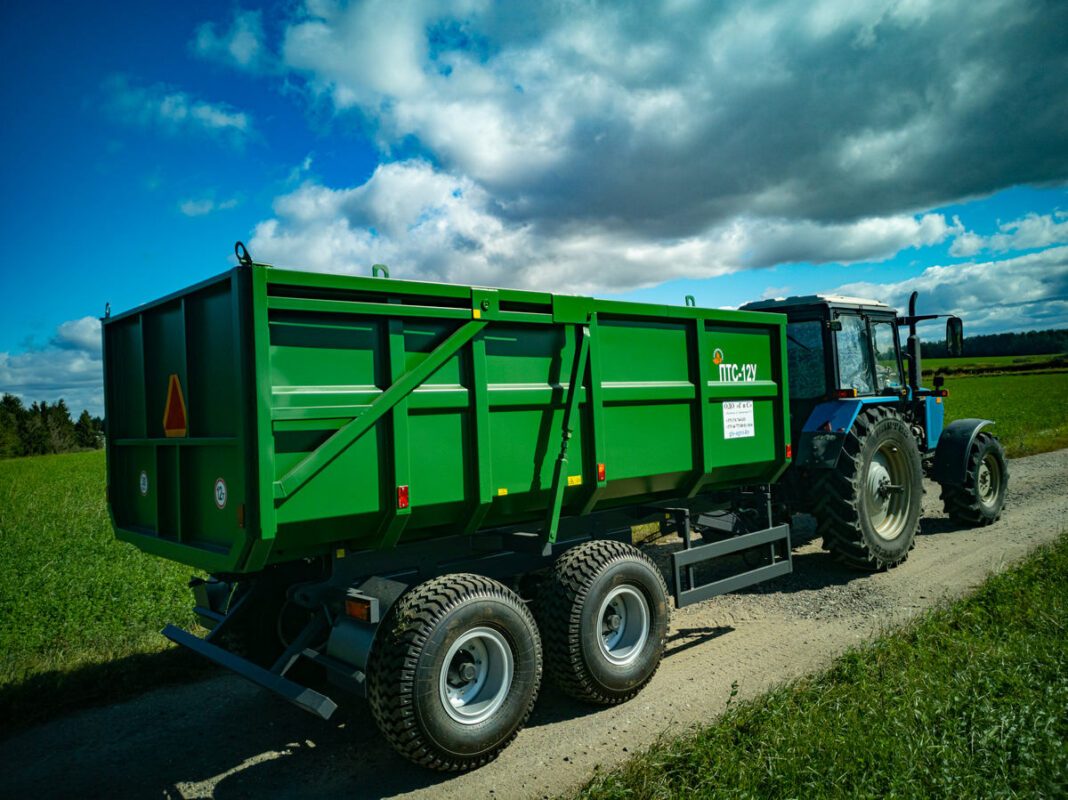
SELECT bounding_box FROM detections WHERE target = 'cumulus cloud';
[831,246,1068,335]
[268,0,1068,229]
[51,317,101,357]
[250,159,961,293]
[103,74,252,145]
[219,0,1068,295]
[193,10,268,70]
[950,212,1068,257]
[1,317,104,416]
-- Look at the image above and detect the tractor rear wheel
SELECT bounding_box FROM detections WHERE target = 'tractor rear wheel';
[366,574,542,772]
[812,406,923,570]
[537,540,669,705]
[940,432,1008,525]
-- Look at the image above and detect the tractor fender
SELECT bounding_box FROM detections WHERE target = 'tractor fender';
[795,398,894,469]
[930,418,994,485]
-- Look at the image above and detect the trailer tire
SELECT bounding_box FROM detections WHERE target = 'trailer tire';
[366,574,542,772]
[537,540,669,705]
[813,406,923,570]
[940,432,1008,526]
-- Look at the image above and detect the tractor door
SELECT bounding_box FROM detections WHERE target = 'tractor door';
[834,313,877,395]
[869,317,906,392]
[784,311,832,437]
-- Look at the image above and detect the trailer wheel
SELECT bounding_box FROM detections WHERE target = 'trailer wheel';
[537,540,669,705]
[366,574,542,772]
[812,406,923,570]
[940,432,1008,526]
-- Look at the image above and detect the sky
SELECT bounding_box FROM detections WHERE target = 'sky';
[1,0,1067,417]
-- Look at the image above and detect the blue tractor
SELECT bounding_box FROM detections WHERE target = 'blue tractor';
[741,292,1009,570]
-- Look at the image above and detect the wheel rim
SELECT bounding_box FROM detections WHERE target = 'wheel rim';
[439,627,514,725]
[596,586,649,666]
[977,454,1000,506]
[866,443,910,540]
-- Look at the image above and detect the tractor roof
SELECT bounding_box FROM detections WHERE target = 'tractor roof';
[741,294,893,313]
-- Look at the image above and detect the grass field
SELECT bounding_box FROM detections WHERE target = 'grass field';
[575,533,1068,800]
[942,371,1068,457]
[0,450,212,731]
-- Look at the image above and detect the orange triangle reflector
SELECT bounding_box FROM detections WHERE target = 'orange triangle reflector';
[163,374,188,438]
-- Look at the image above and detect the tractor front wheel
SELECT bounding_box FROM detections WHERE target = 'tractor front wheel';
[812,406,923,570]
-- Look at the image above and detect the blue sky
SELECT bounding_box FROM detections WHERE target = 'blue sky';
[2,1,1067,416]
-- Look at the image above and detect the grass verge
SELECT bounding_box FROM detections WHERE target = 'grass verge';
[0,450,211,735]
[574,534,1068,800]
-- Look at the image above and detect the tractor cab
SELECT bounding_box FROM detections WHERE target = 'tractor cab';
[741,295,907,441]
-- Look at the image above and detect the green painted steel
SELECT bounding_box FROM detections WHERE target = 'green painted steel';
[103,265,791,574]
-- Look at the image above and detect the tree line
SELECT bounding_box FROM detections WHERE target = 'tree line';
[922,327,1068,358]
[0,394,103,459]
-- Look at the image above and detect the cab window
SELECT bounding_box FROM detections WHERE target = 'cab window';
[785,320,826,399]
[836,315,875,394]
[871,320,903,390]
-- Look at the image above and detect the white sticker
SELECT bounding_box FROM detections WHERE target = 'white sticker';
[723,400,755,439]
[214,478,228,509]
[139,470,149,496]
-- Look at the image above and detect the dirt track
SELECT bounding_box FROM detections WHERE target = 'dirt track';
[5,448,1066,800]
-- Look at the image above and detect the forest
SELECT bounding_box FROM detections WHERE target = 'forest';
[0,395,103,459]
[922,327,1068,358]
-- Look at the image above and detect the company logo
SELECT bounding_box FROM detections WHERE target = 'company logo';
[714,348,758,382]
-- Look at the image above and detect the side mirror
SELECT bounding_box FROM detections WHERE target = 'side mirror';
[946,317,963,357]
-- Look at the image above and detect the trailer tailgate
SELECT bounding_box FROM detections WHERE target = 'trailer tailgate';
[103,269,258,573]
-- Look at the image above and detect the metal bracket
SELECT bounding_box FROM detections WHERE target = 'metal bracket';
[543,323,591,544]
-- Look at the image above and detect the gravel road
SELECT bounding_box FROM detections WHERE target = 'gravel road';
[6,448,1066,800]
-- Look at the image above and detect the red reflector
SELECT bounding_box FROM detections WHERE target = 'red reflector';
[597,462,606,481]
[397,485,409,509]
[819,421,832,432]
[786,444,792,459]
[345,597,372,622]
[940,390,949,397]
[834,388,858,399]
[162,374,188,438]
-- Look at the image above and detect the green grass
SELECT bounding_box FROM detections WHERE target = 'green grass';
[575,534,1068,800]
[0,451,212,732]
[943,371,1068,457]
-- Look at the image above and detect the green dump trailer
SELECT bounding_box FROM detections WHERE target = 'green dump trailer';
[103,248,793,770]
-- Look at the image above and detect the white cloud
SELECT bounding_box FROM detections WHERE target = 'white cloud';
[104,75,252,144]
[257,0,1068,228]
[949,212,1068,257]
[51,317,101,357]
[1,317,104,416]
[831,246,1068,335]
[193,10,266,69]
[179,196,239,216]
[205,0,1068,296]
[251,158,961,294]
